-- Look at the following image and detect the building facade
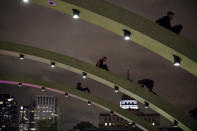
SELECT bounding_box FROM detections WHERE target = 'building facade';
[120,95,138,110]
[120,94,160,126]
[0,94,17,131]
[19,106,36,131]
[35,95,56,120]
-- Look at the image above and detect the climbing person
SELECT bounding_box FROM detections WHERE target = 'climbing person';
[76,82,90,93]
[138,79,157,95]
[96,56,109,71]
[156,11,183,34]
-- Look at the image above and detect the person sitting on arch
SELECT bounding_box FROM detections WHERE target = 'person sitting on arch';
[76,82,90,93]
[138,79,157,95]
[156,11,183,34]
[96,56,110,71]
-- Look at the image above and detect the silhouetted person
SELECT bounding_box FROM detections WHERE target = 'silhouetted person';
[138,79,157,95]
[156,11,183,34]
[96,57,109,71]
[76,82,90,93]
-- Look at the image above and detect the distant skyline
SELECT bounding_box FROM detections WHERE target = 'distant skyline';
[0,84,107,130]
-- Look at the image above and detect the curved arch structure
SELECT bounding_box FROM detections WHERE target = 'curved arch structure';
[0,41,197,130]
[0,75,158,131]
[32,0,197,77]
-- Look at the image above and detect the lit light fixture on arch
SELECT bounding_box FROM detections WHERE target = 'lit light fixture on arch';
[72,9,80,19]
[110,110,114,115]
[173,120,178,128]
[144,101,149,109]
[88,101,91,106]
[18,82,22,87]
[82,72,87,79]
[131,122,136,127]
[19,54,24,60]
[123,29,131,40]
[51,61,55,68]
[114,86,119,93]
[64,93,68,98]
[41,87,46,92]
[173,55,181,67]
[22,0,29,3]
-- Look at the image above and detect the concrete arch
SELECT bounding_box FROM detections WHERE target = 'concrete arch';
[0,75,158,131]
[32,0,197,77]
[0,41,196,130]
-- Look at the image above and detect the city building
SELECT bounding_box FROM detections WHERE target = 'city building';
[19,106,36,131]
[99,112,159,130]
[0,94,17,131]
[137,113,160,126]
[69,122,98,131]
[120,95,138,110]
[35,95,57,120]
[120,94,160,126]
[99,113,142,131]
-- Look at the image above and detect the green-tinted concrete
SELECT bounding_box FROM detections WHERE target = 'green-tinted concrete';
[0,75,158,131]
[0,41,197,130]
[32,0,197,78]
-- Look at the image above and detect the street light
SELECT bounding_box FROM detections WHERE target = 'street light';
[123,29,131,40]
[173,55,181,67]
[72,9,80,19]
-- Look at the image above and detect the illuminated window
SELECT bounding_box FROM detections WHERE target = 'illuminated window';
[8,98,12,102]
[109,123,111,126]
[152,122,155,126]
[0,101,3,104]
[105,123,107,126]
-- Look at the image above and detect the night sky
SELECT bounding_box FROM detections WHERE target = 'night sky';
[0,0,197,130]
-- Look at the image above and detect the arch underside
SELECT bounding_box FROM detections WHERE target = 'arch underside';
[0,76,158,131]
[0,41,196,130]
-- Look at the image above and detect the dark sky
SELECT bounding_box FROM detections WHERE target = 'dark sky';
[0,0,197,129]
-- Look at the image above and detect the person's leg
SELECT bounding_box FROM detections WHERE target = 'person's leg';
[84,88,90,93]
[102,64,109,71]
[171,25,183,34]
